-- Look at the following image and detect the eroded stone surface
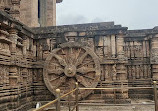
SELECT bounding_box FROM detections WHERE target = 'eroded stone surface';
[0,5,158,111]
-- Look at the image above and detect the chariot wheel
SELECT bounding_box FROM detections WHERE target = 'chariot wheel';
[43,42,100,100]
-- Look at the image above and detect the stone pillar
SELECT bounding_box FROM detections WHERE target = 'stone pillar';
[116,31,128,99]
[9,66,18,85]
[9,29,18,56]
[111,35,116,57]
[117,32,125,60]
[43,38,51,60]
[151,34,158,80]
[0,29,10,55]
[116,64,127,80]
[116,32,127,80]
[33,41,37,59]
[107,35,111,58]
[22,36,27,57]
[103,36,108,58]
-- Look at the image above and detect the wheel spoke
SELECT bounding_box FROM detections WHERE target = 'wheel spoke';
[49,62,61,67]
[50,76,60,82]
[68,78,76,89]
[53,54,67,66]
[77,67,95,74]
[78,74,95,80]
[78,60,94,68]
[76,75,89,87]
[61,49,68,63]
[68,48,73,64]
[75,52,88,66]
[70,47,73,54]
[75,48,81,60]
[48,68,64,75]
[50,76,67,89]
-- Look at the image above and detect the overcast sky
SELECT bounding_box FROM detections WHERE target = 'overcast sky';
[56,0,158,30]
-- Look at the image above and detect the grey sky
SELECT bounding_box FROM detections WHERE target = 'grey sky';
[56,0,158,30]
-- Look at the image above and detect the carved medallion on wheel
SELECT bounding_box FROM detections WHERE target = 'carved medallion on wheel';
[43,42,100,100]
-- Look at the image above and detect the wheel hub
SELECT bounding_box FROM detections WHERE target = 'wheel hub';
[64,65,76,77]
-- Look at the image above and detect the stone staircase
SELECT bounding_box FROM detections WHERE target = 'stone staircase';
[74,105,154,111]
[28,79,155,111]
[128,79,153,99]
[82,93,131,104]
[28,104,155,111]
[81,80,131,104]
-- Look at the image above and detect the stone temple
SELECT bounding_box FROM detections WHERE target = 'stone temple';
[0,0,158,111]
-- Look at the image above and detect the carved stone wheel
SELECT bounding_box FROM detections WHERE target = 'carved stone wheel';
[44,42,100,100]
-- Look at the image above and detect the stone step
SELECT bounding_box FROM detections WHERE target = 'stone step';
[76,105,154,111]
[32,104,154,111]
[129,89,153,94]
[129,94,153,99]
[86,93,128,100]
[81,99,131,104]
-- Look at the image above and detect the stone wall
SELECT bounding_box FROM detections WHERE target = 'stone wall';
[33,22,158,101]
[0,11,54,111]
[33,22,158,84]
[0,9,158,110]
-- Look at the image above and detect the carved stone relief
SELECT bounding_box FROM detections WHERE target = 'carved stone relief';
[43,42,100,100]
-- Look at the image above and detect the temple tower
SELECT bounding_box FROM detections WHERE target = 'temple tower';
[0,0,62,27]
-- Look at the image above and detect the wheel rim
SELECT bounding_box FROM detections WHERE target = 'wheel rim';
[43,42,100,100]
